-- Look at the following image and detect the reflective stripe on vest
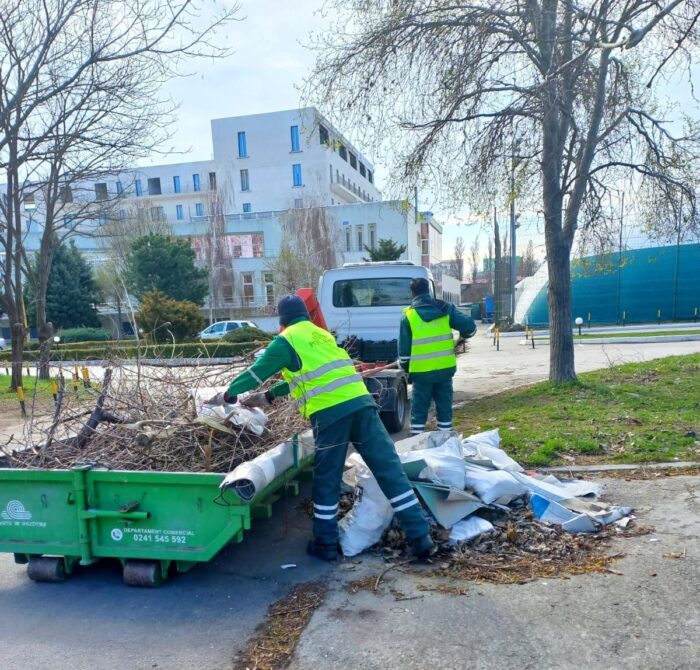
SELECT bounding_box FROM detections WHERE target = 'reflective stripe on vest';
[404,307,456,373]
[280,320,369,418]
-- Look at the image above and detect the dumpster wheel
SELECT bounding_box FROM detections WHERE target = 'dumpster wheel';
[27,556,67,583]
[123,560,165,588]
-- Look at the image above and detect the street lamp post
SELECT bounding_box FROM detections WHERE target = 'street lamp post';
[510,139,523,323]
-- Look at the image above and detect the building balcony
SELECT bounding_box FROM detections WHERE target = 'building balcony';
[331,176,368,203]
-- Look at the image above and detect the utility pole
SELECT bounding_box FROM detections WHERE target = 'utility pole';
[616,191,624,324]
[672,192,683,321]
[509,139,522,322]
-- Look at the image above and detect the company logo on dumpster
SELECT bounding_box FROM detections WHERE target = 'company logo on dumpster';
[1,500,32,521]
[111,528,123,541]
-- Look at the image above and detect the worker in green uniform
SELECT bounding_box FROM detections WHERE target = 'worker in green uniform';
[210,295,434,561]
[399,278,477,436]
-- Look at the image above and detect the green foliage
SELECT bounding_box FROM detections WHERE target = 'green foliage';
[221,326,273,343]
[136,291,205,342]
[126,233,208,304]
[363,238,407,262]
[26,240,101,329]
[58,327,112,343]
[453,354,700,466]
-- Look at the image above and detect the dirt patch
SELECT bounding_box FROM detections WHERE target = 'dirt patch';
[233,581,326,670]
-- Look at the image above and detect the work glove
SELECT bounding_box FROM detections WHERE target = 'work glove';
[206,391,237,406]
[241,391,273,409]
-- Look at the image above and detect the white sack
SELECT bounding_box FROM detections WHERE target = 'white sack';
[461,429,524,472]
[339,454,394,557]
[449,516,495,544]
[401,435,466,489]
[463,463,528,505]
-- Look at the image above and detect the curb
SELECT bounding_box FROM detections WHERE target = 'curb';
[541,461,699,474]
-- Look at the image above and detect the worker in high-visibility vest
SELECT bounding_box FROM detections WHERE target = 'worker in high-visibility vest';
[210,295,434,561]
[399,278,477,436]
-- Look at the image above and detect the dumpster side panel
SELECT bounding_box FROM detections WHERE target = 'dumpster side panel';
[86,471,248,562]
[0,469,81,556]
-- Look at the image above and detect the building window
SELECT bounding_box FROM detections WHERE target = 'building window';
[336,169,340,184]
[60,185,74,203]
[368,224,376,250]
[345,227,352,252]
[338,144,347,161]
[294,198,303,209]
[359,162,367,178]
[147,177,161,196]
[290,125,300,152]
[115,181,123,196]
[242,203,252,213]
[193,173,200,192]
[421,238,429,255]
[292,163,302,187]
[118,209,126,221]
[176,204,184,220]
[264,272,275,306]
[209,171,217,191]
[329,165,334,183]
[173,176,181,193]
[368,169,373,184]
[356,225,364,251]
[237,131,247,157]
[195,202,204,217]
[349,152,357,170]
[242,272,254,304]
[150,206,164,220]
[319,125,329,145]
[98,212,108,225]
[95,182,108,200]
[240,169,250,191]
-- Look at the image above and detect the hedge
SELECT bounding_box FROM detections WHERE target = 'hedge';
[0,340,267,362]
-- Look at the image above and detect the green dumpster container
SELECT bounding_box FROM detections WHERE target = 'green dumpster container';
[0,451,312,587]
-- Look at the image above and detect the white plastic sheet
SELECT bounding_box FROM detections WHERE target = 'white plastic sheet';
[463,462,528,505]
[220,430,314,500]
[461,429,524,472]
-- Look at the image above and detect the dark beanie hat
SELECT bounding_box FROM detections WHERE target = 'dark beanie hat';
[277,294,310,326]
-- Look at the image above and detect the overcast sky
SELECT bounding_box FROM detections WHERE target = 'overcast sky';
[160,0,698,263]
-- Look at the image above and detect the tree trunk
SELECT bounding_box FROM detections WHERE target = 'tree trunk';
[37,312,54,380]
[10,320,25,391]
[547,242,576,382]
[116,295,123,339]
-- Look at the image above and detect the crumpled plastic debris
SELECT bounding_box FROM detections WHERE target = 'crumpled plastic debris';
[191,387,268,436]
[338,427,633,556]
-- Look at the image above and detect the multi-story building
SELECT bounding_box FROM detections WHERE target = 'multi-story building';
[210,108,381,213]
[4,107,445,334]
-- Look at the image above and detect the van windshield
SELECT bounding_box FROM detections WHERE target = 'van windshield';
[332,277,419,307]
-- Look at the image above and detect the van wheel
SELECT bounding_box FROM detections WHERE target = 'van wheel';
[381,382,407,434]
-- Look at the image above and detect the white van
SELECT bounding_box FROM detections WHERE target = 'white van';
[318,261,434,343]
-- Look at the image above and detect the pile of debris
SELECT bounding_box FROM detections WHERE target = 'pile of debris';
[340,430,636,562]
[7,360,308,473]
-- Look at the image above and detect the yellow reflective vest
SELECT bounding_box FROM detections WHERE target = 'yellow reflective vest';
[279,320,368,418]
[403,307,456,374]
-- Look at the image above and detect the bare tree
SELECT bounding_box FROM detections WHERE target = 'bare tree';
[452,236,465,281]
[0,0,239,388]
[306,1,700,382]
[521,240,539,278]
[468,236,480,284]
[268,205,340,295]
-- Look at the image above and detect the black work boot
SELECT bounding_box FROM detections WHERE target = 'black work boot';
[307,539,340,562]
[410,534,436,559]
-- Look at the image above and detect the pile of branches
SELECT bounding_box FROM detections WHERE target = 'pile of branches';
[8,358,308,473]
